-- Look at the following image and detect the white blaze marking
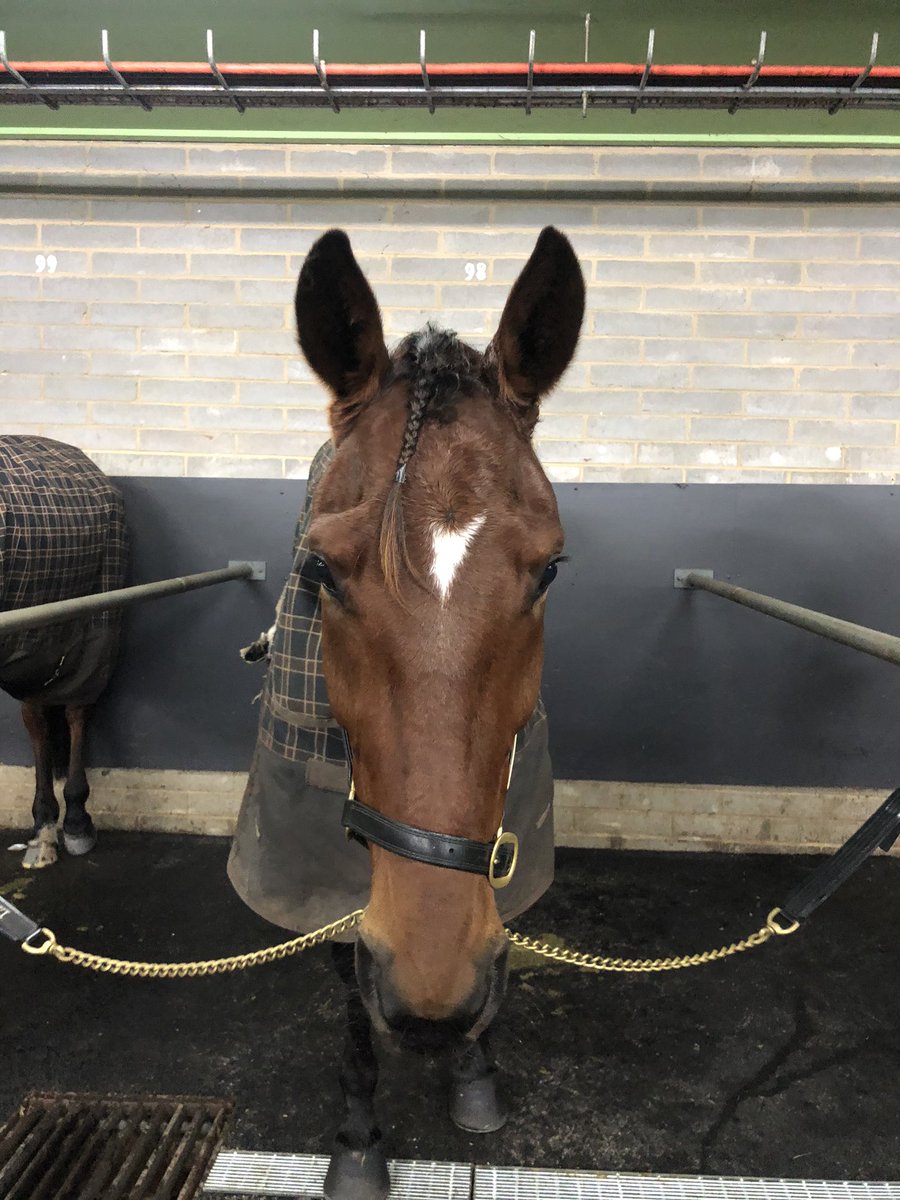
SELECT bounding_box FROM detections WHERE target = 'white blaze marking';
[430,514,485,602]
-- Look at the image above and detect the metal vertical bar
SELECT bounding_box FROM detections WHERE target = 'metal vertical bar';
[419,29,434,114]
[0,31,59,109]
[101,28,152,111]
[729,30,767,114]
[525,29,535,115]
[313,28,340,113]
[207,29,245,113]
[631,28,654,114]
[829,31,879,114]
[581,12,591,118]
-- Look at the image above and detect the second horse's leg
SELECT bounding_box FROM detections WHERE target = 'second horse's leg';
[449,1030,508,1133]
[21,701,59,869]
[61,705,96,856]
[324,942,390,1200]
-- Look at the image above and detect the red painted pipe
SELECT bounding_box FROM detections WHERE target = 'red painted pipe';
[4,59,900,79]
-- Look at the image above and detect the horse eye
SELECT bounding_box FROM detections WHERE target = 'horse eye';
[535,558,562,600]
[309,555,337,595]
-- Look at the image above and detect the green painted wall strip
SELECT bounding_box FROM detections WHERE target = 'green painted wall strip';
[5,0,899,142]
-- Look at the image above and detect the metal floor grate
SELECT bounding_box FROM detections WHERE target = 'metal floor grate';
[204,1152,471,1198]
[0,1092,232,1200]
[203,1154,900,1200]
[475,1170,900,1200]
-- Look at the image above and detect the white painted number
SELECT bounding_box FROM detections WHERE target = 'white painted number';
[464,261,487,281]
[35,254,58,274]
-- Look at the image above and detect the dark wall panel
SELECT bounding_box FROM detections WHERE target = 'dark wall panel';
[546,483,900,789]
[2,479,898,788]
[0,477,300,776]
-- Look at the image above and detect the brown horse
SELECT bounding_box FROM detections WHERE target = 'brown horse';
[295,226,584,1198]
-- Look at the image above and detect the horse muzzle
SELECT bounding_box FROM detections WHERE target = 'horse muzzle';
[355,933,509,1044]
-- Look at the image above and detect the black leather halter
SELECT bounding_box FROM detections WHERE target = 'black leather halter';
[341,737,519,890]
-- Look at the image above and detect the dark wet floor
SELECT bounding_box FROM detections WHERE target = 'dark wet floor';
[1,830,898,1182]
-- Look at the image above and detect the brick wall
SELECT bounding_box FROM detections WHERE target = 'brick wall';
[2,140,899,853]
[1,142,899,484]
[0,767,891,856]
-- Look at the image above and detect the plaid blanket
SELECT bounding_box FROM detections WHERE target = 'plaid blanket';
[0,435,128,704]
[229,439,555,937]
[256,439,346,766]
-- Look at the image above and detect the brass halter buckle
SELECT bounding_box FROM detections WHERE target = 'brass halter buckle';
[488,829,519,890]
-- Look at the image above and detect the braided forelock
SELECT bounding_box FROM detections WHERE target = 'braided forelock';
[379,324,480,598]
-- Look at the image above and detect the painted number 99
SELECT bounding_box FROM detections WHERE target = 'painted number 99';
[464,261,487,281]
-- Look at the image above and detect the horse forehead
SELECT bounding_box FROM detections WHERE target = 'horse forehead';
[410,426,560,568]
[429,513,487,602]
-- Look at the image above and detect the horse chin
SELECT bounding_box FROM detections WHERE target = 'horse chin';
[356,993,472,1057]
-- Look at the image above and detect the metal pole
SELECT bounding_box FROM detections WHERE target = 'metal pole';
[0,563,255,636]
[681,571,900,669]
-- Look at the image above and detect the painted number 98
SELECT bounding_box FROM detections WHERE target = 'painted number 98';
[464,261,487,281]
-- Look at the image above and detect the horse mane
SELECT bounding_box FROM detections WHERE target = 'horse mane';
[379,324,482,597]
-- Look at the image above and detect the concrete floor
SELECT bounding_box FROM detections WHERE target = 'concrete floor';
[1,829,898,1181]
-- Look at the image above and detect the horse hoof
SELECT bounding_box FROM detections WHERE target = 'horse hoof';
[449,1074,509,1133]
[22,827,58,870]
[324,1147,390,1200]
[63,827,97,856]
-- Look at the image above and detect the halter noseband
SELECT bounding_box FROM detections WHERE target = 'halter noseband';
[341,736,520,890]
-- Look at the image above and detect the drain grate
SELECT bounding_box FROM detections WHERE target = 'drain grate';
[203,1154,900,1200]
[0,1092,232,1200]
[204,1152,471,1198]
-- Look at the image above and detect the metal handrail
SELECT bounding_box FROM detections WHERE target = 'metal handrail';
[0,562,258,636]
[679,570,900,669]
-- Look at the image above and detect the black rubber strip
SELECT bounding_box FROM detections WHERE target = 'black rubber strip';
[0,894,42,945]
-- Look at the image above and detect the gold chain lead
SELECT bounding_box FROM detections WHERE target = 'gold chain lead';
[21,910,367,978]
[19,906,798,980]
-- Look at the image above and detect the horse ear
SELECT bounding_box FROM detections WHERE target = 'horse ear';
[295,229,390,443]
[486,226,585,433]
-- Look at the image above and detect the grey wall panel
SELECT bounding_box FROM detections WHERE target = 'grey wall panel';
[1,480,898,787]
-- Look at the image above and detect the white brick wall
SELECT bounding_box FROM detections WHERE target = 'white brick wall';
[1,766,893,855]
[2,142,899,853]
[1,142,899,483]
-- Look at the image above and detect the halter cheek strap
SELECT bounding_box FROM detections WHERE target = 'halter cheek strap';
[341,735,520,890]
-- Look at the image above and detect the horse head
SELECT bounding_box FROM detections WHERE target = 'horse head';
[295,227,584,1037]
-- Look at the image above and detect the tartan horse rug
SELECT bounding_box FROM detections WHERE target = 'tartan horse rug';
[0,435,128,706]
[228,442,555,940]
